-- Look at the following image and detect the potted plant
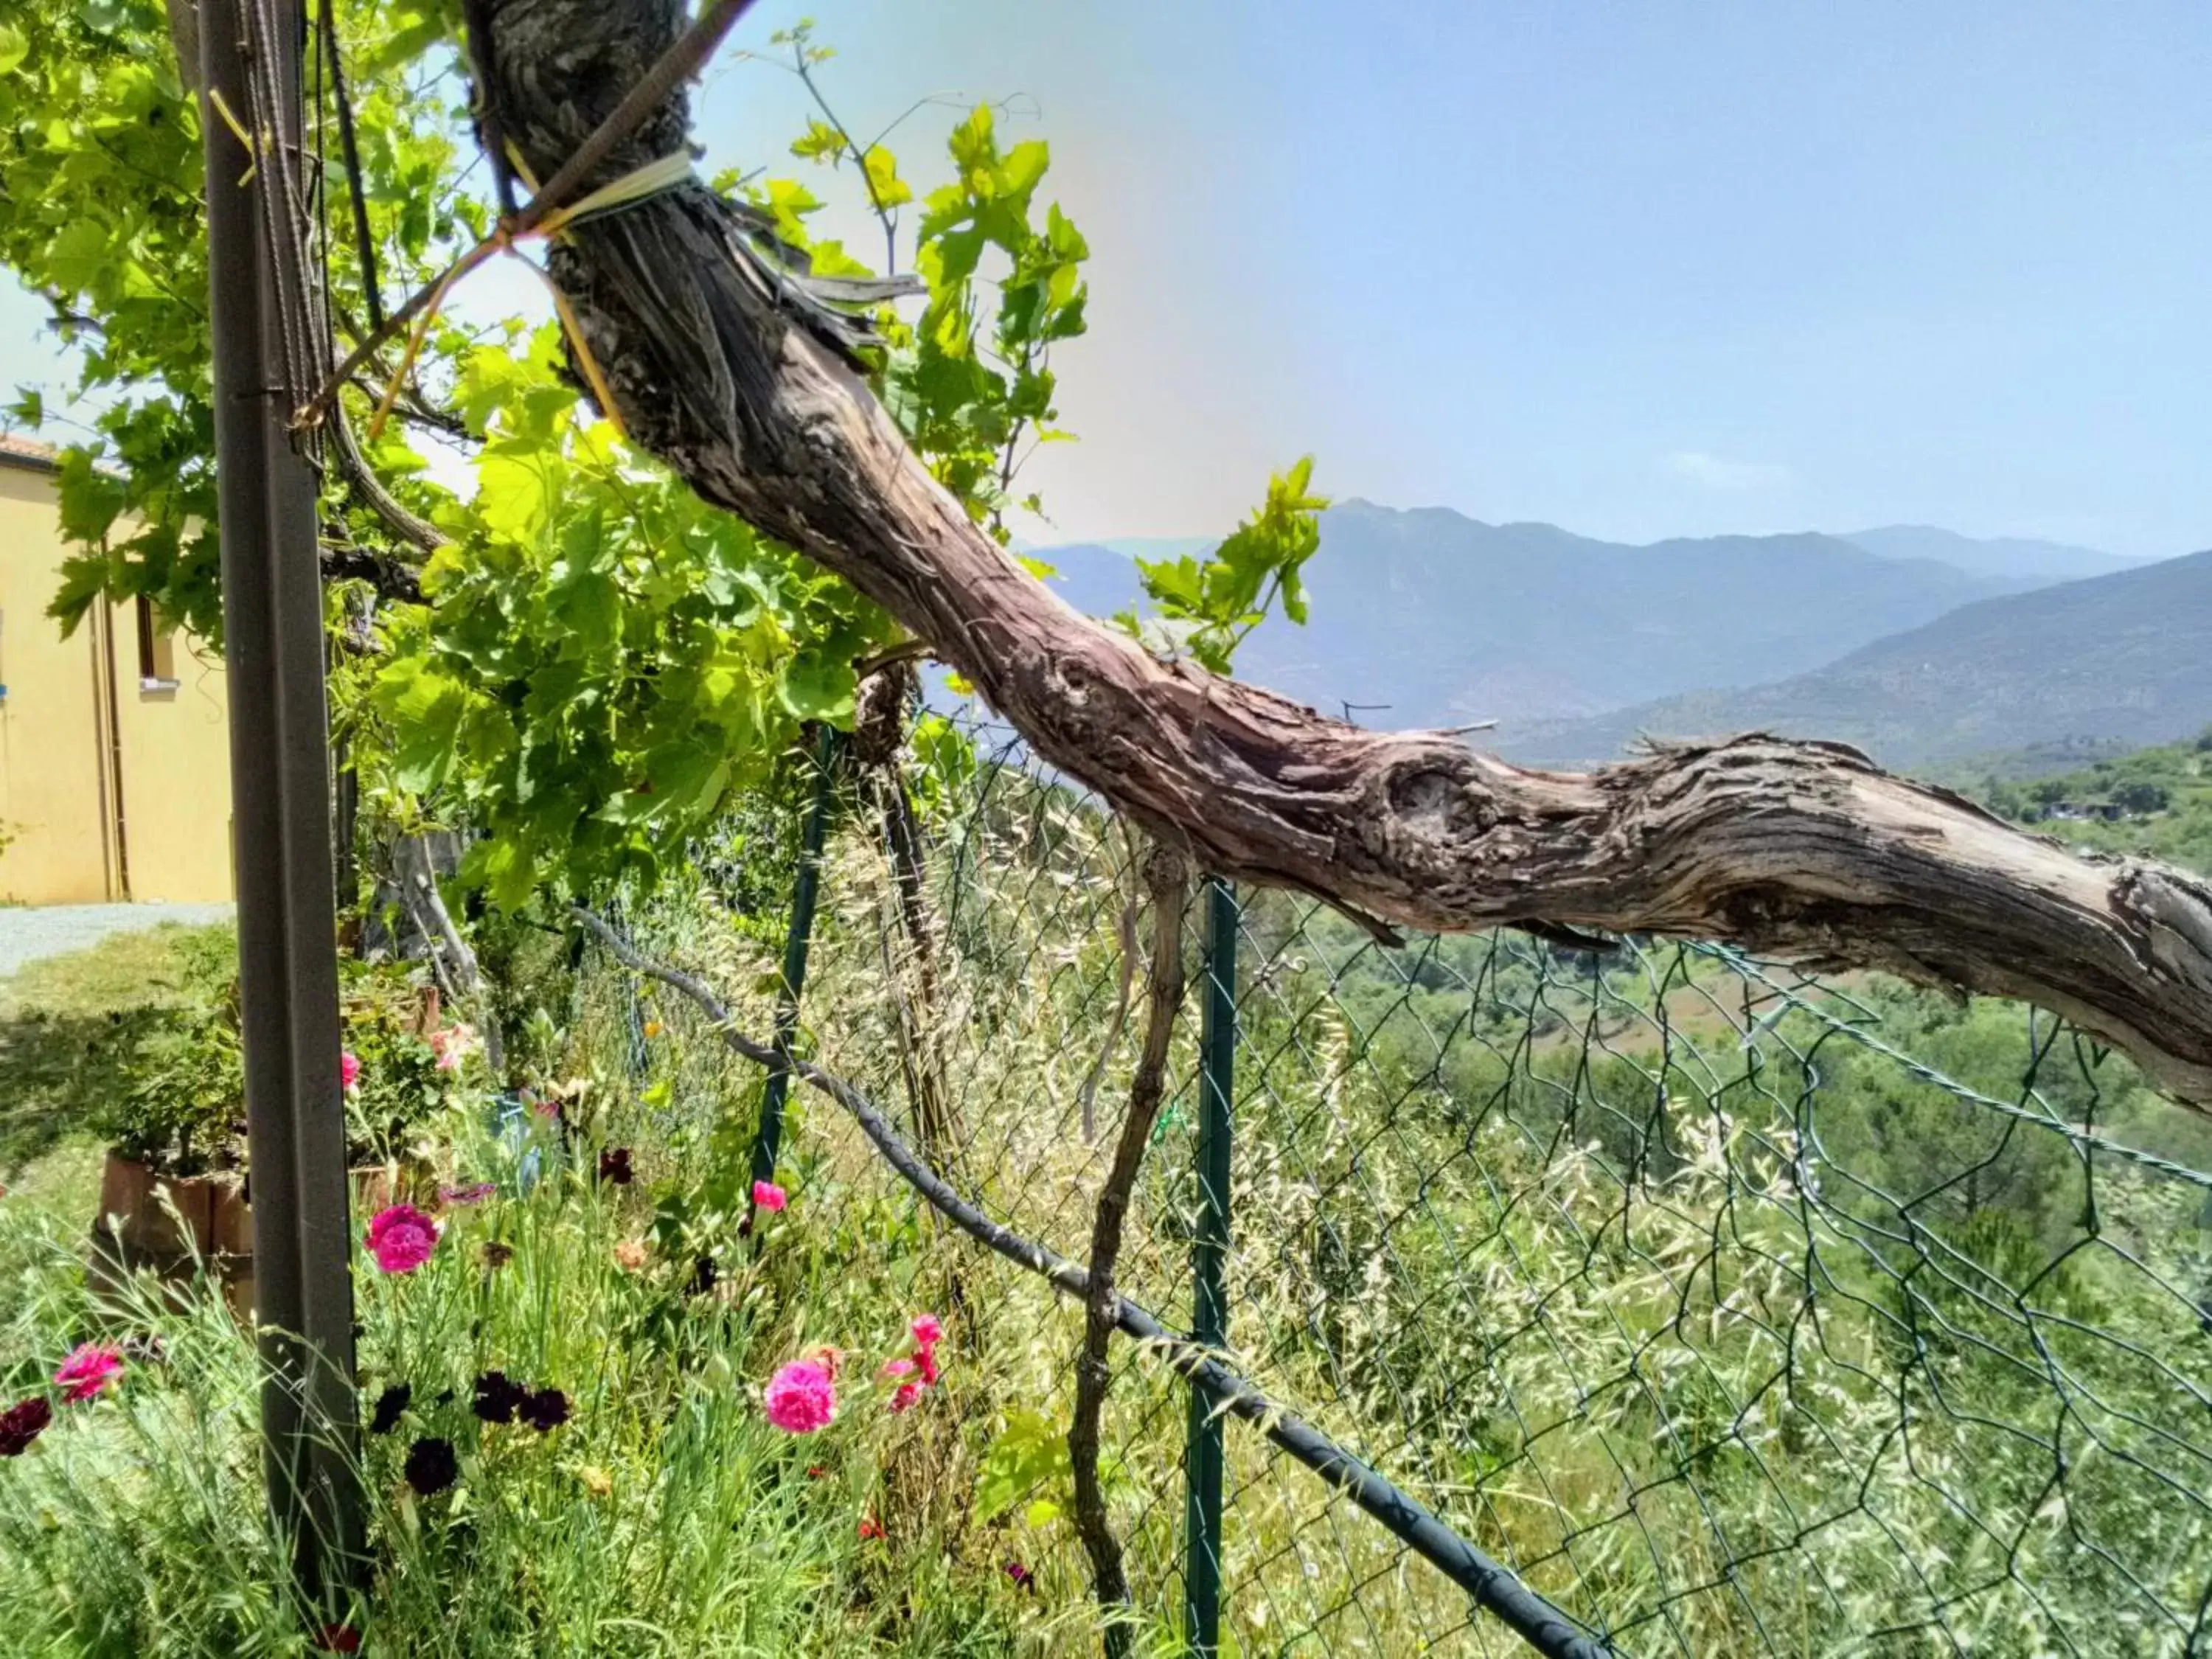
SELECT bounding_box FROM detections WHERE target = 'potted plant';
[86,994,251,1310]
[89,961,482,1317]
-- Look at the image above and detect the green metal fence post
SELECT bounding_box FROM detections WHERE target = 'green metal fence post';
[750,726,841,1207]
[1185,875,1239,1655]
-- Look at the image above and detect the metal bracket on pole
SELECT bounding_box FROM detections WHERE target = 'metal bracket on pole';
[1185,876,1238,1654]
[201,0,363,1615]
[749,726,842,1206]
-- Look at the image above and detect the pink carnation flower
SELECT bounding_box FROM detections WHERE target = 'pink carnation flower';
[751,1180,787,1212]
[55,1342,123,1403]
[888,1382,922,1413]
[762,1360,836,1433]
[879,1357,917,1380]
[428,1024,480,1074]
[339,1051,361,1093]
[910,1313,944,1349]
[364,1204,440,1274]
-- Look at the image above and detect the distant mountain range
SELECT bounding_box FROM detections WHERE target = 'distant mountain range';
[1034,503,2136,726]
[1020,504,2202,772]
[1501,547,2212,770]
[1837,526,2142,583]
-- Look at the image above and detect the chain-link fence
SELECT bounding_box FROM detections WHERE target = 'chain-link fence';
[641,712,2212,1658]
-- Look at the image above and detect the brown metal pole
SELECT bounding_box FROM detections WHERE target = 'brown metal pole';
[200,0,363,1616]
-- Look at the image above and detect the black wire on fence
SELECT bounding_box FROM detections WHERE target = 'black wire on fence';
[574,905,1613,1659]
[621,709,2212,1658]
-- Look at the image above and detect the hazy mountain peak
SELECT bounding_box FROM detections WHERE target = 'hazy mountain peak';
[1034,506,2042,728]
[1843,525,2143,582]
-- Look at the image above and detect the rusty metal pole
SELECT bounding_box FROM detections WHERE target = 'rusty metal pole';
[200,0,364,1617]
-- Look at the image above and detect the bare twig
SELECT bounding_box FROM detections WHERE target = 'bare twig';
[854,637,934,681]
[1071,844,1188,1652]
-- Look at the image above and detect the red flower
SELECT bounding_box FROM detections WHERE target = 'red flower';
[313,1625,364,1653]
[858,1516,885,1540]
[751,1179,787,1212]
[519,1388,570,1433]
[364,1205,439,1274]
[0,1397,53,1455]
[55,1343,123,1402]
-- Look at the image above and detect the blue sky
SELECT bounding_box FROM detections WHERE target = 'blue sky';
[6,1,2208,555]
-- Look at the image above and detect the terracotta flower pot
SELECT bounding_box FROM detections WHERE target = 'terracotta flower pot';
[94,1151,432,1322]
[87,1150,251,1314]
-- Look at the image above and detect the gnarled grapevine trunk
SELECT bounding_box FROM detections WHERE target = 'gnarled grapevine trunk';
[479,0,2212,1107]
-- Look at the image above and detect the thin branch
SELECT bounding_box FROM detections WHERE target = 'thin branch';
[319,0,386,335]
[790,44,899,274]
[855,638,934,680]
[459,0,519,218]
[1071,844,1189,1654]
[326,398,442,556]
[566,905,1611,1659]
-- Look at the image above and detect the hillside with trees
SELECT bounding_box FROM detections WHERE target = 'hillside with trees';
[1503,546,2212,768]
[1942,728,2212,872]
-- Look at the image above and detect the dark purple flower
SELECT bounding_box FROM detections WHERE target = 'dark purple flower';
[481,1242,514,1270]
[369,1382,411,1436]
[0,1397,53,1457]
[403,1436,459,1496]
[1005,1560,1036,1593]
[313,1625,363,1654]
[597,1148,633,1186]
[472,1371,524,1425]
[519,1387,570,1433]
[688,1255,718,1296]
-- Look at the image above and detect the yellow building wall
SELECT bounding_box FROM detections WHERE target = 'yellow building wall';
[0,458,235,905]
[110,616,235,903]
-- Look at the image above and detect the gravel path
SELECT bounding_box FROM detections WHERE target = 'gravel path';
[0,903,235,979]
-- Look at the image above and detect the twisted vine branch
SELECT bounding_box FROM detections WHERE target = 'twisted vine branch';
[476,0,2212,1108]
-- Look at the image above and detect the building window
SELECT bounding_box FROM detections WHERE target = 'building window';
[136,594,178,691]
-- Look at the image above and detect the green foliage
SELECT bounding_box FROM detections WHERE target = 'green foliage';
[0,1122,1032,1656]
[0,0,477,644]
[880,102,1090,537]
[1121,456,1327,672]
[1952,727,2212,872]
[336,959,480,1166]
[90,995,244,1171]
[358,324,897,905]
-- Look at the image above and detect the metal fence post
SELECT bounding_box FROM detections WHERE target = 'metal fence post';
[1185,876,1238,1654]
[201,0,362,1620]
[749,726,841,1205]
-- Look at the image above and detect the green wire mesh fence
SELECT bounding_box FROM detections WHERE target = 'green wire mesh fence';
[638,710,2212,1658]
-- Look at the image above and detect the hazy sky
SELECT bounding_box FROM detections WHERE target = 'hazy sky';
[5,1,2208,556]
